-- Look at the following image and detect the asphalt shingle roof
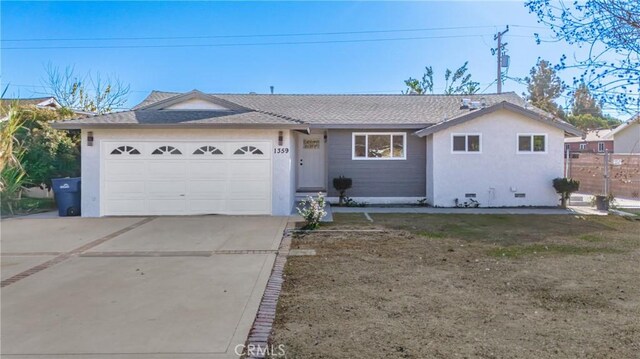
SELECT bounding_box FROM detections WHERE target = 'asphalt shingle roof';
[565,129,613,143]
[53,109,302,128]
[132,90,532,125]
[55,90,565,129]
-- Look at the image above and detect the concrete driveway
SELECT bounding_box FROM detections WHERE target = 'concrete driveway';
[1,215,287,359]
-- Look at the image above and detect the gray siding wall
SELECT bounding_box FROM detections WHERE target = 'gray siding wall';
[327,129,426,197]
[426,134,434,203]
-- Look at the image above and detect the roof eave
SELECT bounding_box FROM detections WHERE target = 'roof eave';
[51,122,309,130]
[309,123,432,130]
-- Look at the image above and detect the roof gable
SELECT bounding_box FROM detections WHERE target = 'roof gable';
[414,101,582,137]
[604,114,639,139]
[137,90,249,111]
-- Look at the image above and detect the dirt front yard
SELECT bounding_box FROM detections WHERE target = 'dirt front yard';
[272,214,640,358]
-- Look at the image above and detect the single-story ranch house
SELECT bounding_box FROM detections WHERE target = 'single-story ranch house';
[52,90,581,217]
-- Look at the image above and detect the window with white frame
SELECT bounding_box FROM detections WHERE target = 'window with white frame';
[451,134,481,153]
[352,133,406,159]
[579,143,587,150]
[598,142,605,152]
[565,144,570,151]
[518,134,547,153]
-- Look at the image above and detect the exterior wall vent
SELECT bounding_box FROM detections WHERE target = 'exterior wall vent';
[465,193,477,198]
[515,193,526,198]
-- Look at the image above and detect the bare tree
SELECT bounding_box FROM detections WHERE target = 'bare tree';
[43,63,130,114]
[526,0,639,114]
[404,62,479,95]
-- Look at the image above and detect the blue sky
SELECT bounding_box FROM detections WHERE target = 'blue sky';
[2,1,581,110]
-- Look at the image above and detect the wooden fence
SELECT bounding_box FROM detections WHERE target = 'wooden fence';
[566,153,640,198]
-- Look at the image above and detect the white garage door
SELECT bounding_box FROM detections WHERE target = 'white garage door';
[103,141,272,215]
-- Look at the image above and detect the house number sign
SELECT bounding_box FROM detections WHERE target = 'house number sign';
[274,147,290,154]
[303,139,320,149]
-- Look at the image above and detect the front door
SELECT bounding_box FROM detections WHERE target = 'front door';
[297,134,325,189]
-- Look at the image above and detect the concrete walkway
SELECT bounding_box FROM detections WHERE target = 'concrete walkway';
[570,193,640,208]
[332,206,607,215]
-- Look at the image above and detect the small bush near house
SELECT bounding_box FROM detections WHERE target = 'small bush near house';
[296,193,326,230]
[552,177,580,208]
[332,176,352,205]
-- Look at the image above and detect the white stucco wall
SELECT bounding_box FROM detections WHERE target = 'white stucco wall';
[80,128,294,217]
[429,109,565,207]
[613,121,640,154]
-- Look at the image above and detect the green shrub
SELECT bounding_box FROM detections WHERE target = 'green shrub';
[333,176,352,205]
[552,177,580,208]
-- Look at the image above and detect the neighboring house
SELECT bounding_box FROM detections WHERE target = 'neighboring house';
[52,90,580,217]
[0,96,94,118]
[564,129,614,153]
[604,114,640,154]
[0,96,62,109]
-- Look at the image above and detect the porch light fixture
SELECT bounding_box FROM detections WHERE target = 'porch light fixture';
[278,131,283,146]
[87,131,94,146]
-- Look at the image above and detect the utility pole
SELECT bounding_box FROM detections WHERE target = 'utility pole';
[493,26,509,94]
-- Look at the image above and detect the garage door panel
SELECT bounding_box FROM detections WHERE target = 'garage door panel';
[227,180,270,197]
[228,161,270,177]
[105,181,146,199]
[147,181,187,197]
[148,199,187,214]
[105,161,146,180]
[228,142,271,159]
[187,180,226,197]
[103,141,272,216]
[105,199,146,215]
[188,161,229,180]
[147,161,187,178]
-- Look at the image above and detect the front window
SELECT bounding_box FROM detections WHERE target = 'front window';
[598,142,605,152]
[579,143,587,150]
[518,134,546,153]
[452,134,481,153]
[352,133,406,160]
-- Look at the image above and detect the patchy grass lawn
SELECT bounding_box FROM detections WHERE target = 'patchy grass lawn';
[272,214,640,358]
[618,208,640,216]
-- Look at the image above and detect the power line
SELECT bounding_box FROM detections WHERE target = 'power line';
[2,25,501,42]
[2,33,495,50]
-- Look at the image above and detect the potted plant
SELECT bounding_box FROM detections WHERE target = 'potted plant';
[332,176,352,205]
[552,177,580,209]
[593,193,615,211]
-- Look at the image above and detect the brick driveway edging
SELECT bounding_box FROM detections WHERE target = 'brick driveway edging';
[243,227,293,359]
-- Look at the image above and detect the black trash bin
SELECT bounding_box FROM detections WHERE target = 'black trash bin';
[51,177,81,216]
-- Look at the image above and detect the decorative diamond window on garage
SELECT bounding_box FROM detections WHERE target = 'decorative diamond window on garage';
[234,146,263,155]
[110,146,141,155]
[193,146,223,155]
[151,146,182,155]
